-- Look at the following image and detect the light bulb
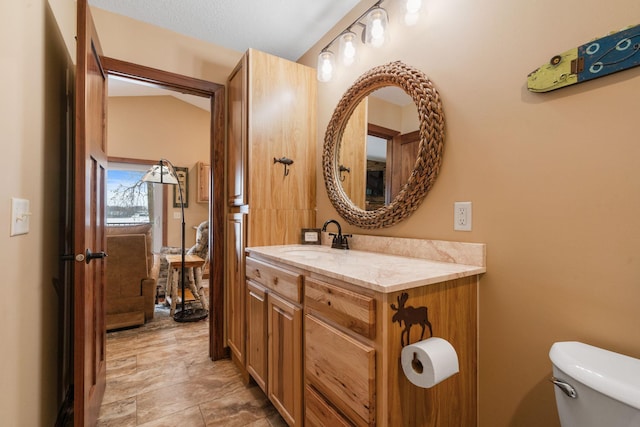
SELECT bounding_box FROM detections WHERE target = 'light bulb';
[317,51,335,82]
[406,0,422,14]
[405,0,422,25]
[365,7,389,48]
[338,31,357,66]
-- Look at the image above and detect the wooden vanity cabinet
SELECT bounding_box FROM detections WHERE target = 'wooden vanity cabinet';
[246,248,480,427]
[245,256,303,426]
[226,48,316,382]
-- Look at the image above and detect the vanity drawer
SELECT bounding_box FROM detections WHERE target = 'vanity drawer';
[305,314,375,426]
[246,256,302,302]
[305,277,376,339]
[305,385,354,427]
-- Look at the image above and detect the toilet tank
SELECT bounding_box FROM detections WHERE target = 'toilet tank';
[549,341,640,427]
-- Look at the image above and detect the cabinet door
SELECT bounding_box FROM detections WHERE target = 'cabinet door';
[268,292,302,426]
[196,161,210,203]
[338,98,367,209]
[226,212,246,364]
[248,49,316,211]
[227,56,246,206]
[246,280,267,392]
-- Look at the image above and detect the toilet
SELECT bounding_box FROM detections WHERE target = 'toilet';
[549,341,640,427]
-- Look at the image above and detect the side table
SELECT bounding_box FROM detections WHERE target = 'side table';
[164,254,209,316]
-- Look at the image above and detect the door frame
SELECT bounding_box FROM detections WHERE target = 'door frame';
[101,57,226,359]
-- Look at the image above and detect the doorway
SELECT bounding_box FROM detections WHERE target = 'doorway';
[102,56,226,360]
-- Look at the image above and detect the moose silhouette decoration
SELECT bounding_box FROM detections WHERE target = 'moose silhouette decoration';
[391,292,433,347]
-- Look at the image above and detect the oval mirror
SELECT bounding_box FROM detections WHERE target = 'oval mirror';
[323,61,446,229]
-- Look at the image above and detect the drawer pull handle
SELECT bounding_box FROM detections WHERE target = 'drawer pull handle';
[327,300,332,306]
[273,277,279,285]
[255,269,261,278]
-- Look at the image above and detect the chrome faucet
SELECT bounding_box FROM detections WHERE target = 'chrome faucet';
[321,219,351,250]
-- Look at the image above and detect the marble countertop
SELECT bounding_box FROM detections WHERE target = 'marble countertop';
[245,243,486,293]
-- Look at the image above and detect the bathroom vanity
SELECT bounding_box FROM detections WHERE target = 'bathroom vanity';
[244,235,485,427]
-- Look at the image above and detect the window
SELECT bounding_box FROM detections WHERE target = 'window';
[107,161,164,252]
[106,167,150,224]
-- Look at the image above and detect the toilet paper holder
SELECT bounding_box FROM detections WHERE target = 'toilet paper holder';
[401,337,460,388]
[391,292,433,347]
[411,352,424,373]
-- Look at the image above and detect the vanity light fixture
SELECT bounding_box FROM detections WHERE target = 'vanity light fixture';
[316,0,422,82]
[338,30,358,66]
[405,0,422,25]
[317,50,336,82]
[364,6,389,48]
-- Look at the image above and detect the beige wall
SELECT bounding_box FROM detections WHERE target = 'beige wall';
[300,1,640,426]
[91,7,242,86]
[107,95,210,247]
[1,1,75,425]
[368,96,420,133]
[91,5,244,248]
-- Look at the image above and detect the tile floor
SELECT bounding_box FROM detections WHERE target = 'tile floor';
[97,305,286,426]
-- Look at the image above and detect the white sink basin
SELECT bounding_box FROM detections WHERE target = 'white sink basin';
[281,248,333,259]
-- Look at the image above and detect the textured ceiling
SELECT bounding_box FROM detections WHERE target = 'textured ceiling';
[89,0,363,61]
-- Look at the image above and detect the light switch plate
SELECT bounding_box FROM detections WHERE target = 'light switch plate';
[11,198,30,236]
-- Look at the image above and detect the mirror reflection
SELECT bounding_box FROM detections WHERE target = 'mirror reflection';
[338,87,419,211]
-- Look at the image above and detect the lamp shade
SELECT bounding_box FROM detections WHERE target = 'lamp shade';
[338,31,357,66]
[317,50,335,82]
[141,164,179,185]
[364,7,389,48]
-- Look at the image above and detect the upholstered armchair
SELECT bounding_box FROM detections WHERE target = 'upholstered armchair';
[105,229,156,330]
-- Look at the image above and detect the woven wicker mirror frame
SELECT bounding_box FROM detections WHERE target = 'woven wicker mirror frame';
[322,61,446,229]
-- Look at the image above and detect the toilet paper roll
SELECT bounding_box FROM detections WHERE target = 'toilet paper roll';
[401,337,459,388]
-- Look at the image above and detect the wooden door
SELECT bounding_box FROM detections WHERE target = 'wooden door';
[268,292,302,426]
[74,1,108,425]
[246,280,268,392]
[227,212,246,364]
[390,131,420,200]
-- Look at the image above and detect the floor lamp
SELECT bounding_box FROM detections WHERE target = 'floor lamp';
[142,159,208,322]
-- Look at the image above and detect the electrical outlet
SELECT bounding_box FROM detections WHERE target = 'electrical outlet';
[11,198,31,236]
[454,201,472,231]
